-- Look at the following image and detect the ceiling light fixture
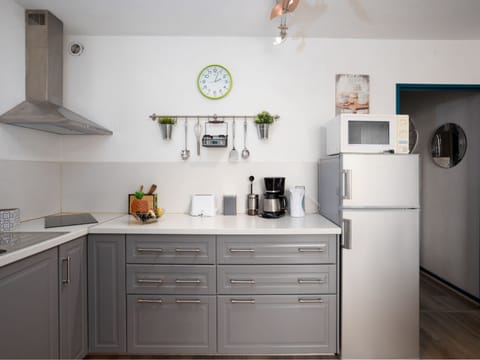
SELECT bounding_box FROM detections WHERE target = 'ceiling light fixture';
[270,0,300,45]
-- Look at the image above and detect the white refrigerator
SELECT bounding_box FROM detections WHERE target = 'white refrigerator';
[318,154,419,359]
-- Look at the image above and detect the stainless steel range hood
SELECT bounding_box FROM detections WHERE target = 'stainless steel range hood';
[0,10,112,135]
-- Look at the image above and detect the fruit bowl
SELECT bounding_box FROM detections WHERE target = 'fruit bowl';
[131,209,163,224]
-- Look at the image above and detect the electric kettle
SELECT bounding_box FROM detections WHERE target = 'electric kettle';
[288,186,305,217]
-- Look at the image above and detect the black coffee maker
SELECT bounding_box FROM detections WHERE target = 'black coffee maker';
[262,177,287,218]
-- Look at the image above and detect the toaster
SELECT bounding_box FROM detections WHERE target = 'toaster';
[190,194,216,217]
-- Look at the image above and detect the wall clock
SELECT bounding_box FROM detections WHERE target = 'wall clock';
[197,64,232,100]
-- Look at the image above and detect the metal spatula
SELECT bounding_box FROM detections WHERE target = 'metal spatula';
[194,117,202,156]
[229,118,239,161]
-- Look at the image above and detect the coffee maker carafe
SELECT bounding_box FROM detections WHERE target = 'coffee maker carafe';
[262,177,287,218]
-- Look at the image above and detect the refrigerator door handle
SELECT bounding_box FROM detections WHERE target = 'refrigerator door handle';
[342,169,352,200]
[342,218,352,249]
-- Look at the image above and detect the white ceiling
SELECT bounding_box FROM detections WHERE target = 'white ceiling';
[13,0,480,39]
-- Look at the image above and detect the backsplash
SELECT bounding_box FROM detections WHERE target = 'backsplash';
[0,160,61,221]
[61,161,319,214]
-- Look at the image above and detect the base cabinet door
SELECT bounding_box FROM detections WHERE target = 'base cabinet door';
[88,234,126,353]
[59,236,88,359]
[127,295,216,354]
[0,249,59,359]
[218,295,336,354]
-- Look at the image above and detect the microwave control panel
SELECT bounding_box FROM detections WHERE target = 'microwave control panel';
[395,115,409,154]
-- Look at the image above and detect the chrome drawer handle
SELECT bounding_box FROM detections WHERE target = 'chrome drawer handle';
[298,246,326,253]
[298,298,324,303]
[229,248,256,253]
[137,279,163,284]
[175,248,201,253]
[298,278,326,284]
[175,299,201,304]
[61,256,71,285]
[230,279,256,284]
[136,248,164,253]
[137,298,163,304]
[175,279,201,284]
[230,299,256,304]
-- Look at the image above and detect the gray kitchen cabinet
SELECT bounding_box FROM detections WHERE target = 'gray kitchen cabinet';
[127,294,216,354]
[216,234,338,355]
[217,294,337,354]
[217,264,336,295]
[127,264,216,295]
[59,236,88,359]
[125,235,216,354]
[88,234,126,353]
[217,235,336,264]
[126,234,215,264]
[0,249,59,359]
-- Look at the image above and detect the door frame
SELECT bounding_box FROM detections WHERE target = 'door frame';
[396,83,480,114]
[396,82,480,303]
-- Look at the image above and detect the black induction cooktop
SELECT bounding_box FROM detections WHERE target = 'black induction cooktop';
[44,213,98,228]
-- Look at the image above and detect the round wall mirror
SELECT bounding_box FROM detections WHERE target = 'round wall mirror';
[431,123,467,168]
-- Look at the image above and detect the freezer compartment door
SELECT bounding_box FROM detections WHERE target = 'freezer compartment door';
[341,209,419,359]
[341,154,419,208]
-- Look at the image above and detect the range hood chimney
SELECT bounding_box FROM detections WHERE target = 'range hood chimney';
[0,10,112,135]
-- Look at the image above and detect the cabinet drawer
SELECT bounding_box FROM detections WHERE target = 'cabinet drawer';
[127,265,215,295]
[218,295,336,354]
[126,235,215,264]
[127,295,216,354]
[217,235,336,264]
[218,265,336,295]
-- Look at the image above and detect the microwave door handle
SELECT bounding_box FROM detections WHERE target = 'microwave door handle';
[342,169,352,200]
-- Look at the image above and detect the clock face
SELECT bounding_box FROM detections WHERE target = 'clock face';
[197,64,232,100]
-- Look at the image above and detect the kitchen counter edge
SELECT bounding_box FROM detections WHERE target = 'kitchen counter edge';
[0,213,340,267]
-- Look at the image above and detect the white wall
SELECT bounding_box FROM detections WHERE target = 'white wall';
[0,0,61,220]
[3,6,480,217]
[401,91,480,297]
[60,36,480,214]
[61,37,480,163]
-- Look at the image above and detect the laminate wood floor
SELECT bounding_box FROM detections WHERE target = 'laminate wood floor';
[420,272,480,359]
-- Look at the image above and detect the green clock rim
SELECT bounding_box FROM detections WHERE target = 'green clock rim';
[197,64,233,100]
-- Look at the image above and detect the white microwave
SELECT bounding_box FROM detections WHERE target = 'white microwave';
[326,114,409,155]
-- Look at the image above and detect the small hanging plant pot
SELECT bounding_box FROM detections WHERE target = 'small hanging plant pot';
[254,111,275,140]
[256,123,270,139]
[158,116,176,140]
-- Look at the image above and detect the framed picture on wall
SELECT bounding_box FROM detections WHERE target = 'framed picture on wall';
[335,74,370,115]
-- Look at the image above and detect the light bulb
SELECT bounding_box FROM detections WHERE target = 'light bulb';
[273,35,287,45]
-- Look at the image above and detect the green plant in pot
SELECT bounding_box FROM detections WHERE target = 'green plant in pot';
[157,116,176,140]
[254,111,275,139]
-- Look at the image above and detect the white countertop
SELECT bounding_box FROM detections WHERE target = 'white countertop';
[0,213,340,267]
[0,213,123,267]
[90,213,341,235]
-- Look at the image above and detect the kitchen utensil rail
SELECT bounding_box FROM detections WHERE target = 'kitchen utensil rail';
[149,113,280,122]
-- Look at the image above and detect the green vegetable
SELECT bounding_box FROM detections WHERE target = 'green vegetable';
[134,191,144,200]
[254,111,274,124]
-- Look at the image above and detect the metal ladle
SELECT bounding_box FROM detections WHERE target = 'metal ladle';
[181,119,190,160]
[241,117,250,159]
[229,118,239,161]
